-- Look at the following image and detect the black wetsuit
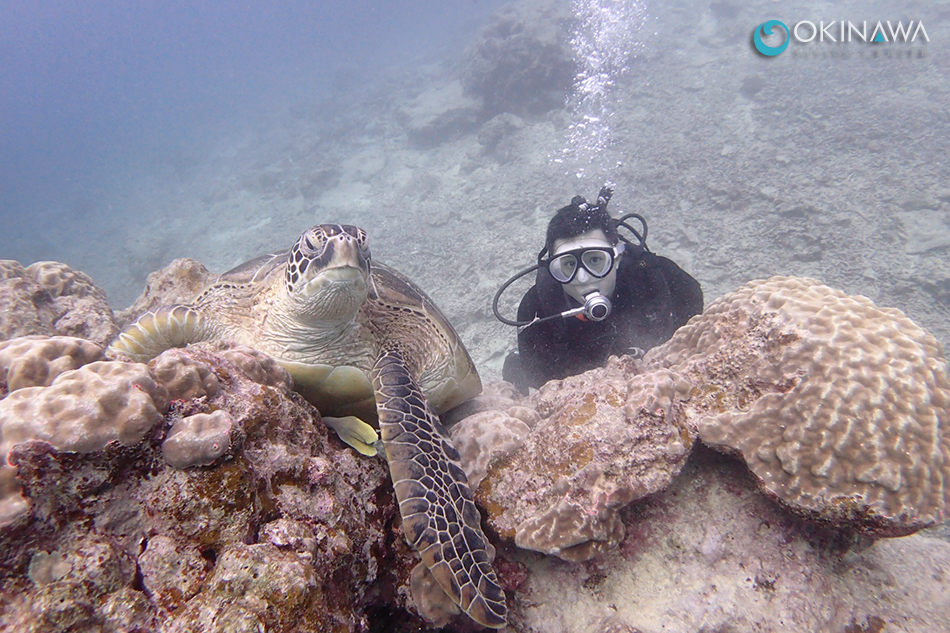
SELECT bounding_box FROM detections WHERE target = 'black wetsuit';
[502,248,703,392]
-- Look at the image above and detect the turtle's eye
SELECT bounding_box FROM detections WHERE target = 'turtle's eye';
[299,229,328,256]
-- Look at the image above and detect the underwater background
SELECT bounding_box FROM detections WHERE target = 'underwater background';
[2,1,950,631]
[2,0,948,381]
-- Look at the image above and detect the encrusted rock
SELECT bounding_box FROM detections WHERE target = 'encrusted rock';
[645,276,950,536]
[260,518,317,555]
[0,342,410,632]
[138,535,208,611]
[9,535,144,632]
[188,541,318,619]
[477,357,696,561]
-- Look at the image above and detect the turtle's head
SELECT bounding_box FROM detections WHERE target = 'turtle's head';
[285,224,371,322]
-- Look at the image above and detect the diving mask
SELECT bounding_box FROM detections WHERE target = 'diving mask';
[547,245,623,283]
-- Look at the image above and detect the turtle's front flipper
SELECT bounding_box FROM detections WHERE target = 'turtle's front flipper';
[373,351,507,629]
[322,416,380,456]
[108,305,210,362]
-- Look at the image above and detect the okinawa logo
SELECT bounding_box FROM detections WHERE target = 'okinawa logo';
[753,19,930,56]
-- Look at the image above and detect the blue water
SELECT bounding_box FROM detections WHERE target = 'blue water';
[0,0,505,263]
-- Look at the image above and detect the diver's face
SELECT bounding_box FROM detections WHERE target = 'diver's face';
[550,229,620,305]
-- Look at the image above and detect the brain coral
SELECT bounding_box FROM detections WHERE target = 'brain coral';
[449,409,531,488]
[644,276,950,536]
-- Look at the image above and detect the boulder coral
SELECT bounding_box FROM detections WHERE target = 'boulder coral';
[0,335,103,395]
[646,275,950,536]
[0,260,118,347]
[162,410,234,469]
[0,359,168,525]
[115,258,215,329]
[463,276,949,563]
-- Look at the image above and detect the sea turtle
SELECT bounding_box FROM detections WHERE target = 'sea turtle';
[108,224,508,628]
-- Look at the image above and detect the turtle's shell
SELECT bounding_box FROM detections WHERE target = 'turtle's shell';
[114,236,481,424]
[217,251,285,284]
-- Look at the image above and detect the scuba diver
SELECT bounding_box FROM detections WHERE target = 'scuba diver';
[493,185,703,393]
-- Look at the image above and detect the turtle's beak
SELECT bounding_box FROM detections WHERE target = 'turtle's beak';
[323,234,370,277]
[324,266,363,282]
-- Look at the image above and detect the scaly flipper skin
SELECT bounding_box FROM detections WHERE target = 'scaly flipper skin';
[108,305,208,362]
[372,351,507,629]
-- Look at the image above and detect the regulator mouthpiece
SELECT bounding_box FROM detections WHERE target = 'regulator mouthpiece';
[582,291,612,321]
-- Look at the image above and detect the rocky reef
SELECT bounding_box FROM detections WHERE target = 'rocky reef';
[450,275,950,632]
[460,0,576,118]
[0,337,414,631]
[1,262,949,632]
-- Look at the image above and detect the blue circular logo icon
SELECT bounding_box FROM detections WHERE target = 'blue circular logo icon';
[753,20,790,56]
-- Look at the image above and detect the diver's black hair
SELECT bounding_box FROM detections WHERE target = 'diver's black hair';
[544,190,619,255]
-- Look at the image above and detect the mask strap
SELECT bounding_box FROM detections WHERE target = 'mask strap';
[536,246,549,266]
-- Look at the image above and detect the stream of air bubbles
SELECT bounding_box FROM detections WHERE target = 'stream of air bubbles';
[553,0,649,185]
